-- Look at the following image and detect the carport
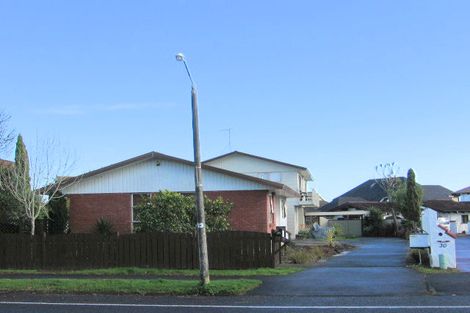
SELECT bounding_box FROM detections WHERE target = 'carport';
[305,210,368,237]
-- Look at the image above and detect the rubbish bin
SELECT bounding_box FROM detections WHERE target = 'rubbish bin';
[439,254,448,270]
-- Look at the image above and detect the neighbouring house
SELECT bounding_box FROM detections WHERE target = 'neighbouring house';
[307,178,454,235]
[423,186,470,234]
[424,200,470,234]
[453,186,470,203]
[319,179,453,212]
[59,151,298,235]
[203,151,317,238]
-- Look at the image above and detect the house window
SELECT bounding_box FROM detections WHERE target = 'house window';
[281,199,287,219]
[462,215,469,224]
[132,193,151,231]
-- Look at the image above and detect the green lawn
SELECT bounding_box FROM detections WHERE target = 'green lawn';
[0,278,262,296]
[0,267,302,277]
[409,264,459,274]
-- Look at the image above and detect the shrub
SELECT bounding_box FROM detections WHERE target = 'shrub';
[296,229,311,239]
[137,191,194,233]
[363,207,384,236]
[204,196,232,232]
[407,249,430,267]
[286,246,324,264]
[95,218,114,236]
[136,190,232,233]
[326,228,336,247]
[47,192,69,234]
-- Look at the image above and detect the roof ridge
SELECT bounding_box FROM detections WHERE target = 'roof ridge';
[59,151,298,195]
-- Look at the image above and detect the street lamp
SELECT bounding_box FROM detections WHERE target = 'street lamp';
[175,53,210,285]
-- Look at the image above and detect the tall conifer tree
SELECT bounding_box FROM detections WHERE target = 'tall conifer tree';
[403,169,422,231]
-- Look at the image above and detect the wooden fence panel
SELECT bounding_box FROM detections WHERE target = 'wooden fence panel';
[0,231,277,270]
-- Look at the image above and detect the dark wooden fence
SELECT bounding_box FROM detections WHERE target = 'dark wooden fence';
[0,231,282,270]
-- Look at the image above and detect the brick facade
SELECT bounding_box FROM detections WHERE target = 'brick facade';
[205,190,274,233]
[68,193,132,234]
[68,190,275,234]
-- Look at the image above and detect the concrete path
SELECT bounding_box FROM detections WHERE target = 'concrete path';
[456,236,470,272]
[251,237,427,296]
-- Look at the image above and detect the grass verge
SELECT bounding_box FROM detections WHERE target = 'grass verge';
[409,264,459,274]
[0,278,262,296]
[0,267,302,277]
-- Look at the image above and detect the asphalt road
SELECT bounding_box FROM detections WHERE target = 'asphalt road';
[1,294,470,313]
[1,237,470,312]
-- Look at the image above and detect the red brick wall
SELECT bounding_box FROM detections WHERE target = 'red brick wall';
[205,190,273,233]
[68,193,132,234]
[67,190,273,234]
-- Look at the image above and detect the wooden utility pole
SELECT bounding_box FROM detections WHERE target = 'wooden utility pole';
[176,53,210,285]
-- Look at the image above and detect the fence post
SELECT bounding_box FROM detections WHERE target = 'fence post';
[41,232,46,269]
[271,230,282,268]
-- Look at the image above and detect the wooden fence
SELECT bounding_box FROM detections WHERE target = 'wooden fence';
[0,231,282,270]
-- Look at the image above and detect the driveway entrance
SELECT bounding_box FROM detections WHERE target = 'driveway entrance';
[252,238,427,296]
[457,236,470,272]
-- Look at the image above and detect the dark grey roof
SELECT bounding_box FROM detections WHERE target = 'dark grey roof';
[319,179,393,211]
[453,186,470,196]
[421,185,453,201]
[320,179,453,212]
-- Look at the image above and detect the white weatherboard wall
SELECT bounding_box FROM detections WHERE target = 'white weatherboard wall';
[62,159,273,195]
[438,213,469,234]
[460,195,470,202]
[205,154,304,192]
[206,153,309,236]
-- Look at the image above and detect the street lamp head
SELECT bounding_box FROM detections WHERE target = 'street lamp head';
[175,53,185,62]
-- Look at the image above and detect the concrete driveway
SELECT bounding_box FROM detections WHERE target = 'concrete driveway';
[457,236,470,272]
[251,237,427,296]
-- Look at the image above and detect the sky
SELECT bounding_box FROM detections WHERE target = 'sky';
[1,1,469,200]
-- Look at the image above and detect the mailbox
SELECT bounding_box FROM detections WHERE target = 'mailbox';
[409,233,430,248]
[421,208,457,269]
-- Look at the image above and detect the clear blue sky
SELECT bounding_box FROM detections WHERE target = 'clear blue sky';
[1,1,469,200]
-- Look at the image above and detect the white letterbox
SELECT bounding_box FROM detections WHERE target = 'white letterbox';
[421,208,457,268]
[409,233,430,248]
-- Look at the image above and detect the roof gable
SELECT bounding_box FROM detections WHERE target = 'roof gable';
[60,151,298,196]
[204,151,312,180]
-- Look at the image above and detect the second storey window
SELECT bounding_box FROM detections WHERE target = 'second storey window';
[462,215,469,224]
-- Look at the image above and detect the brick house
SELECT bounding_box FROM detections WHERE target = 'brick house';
[204,151,314,237]
[59,151,298,234]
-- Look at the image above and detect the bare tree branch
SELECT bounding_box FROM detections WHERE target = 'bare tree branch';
[375,162,402,236]
[0,135,77,235]
[0,111,14,156]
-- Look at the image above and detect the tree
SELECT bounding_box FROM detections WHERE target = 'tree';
[136,190,232,233]
[0,111,14,156]
[363,207,384,236]
[47,191,69,234]
[0,135,75,235]
[402,169,423,232]
[375,162,402,236]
